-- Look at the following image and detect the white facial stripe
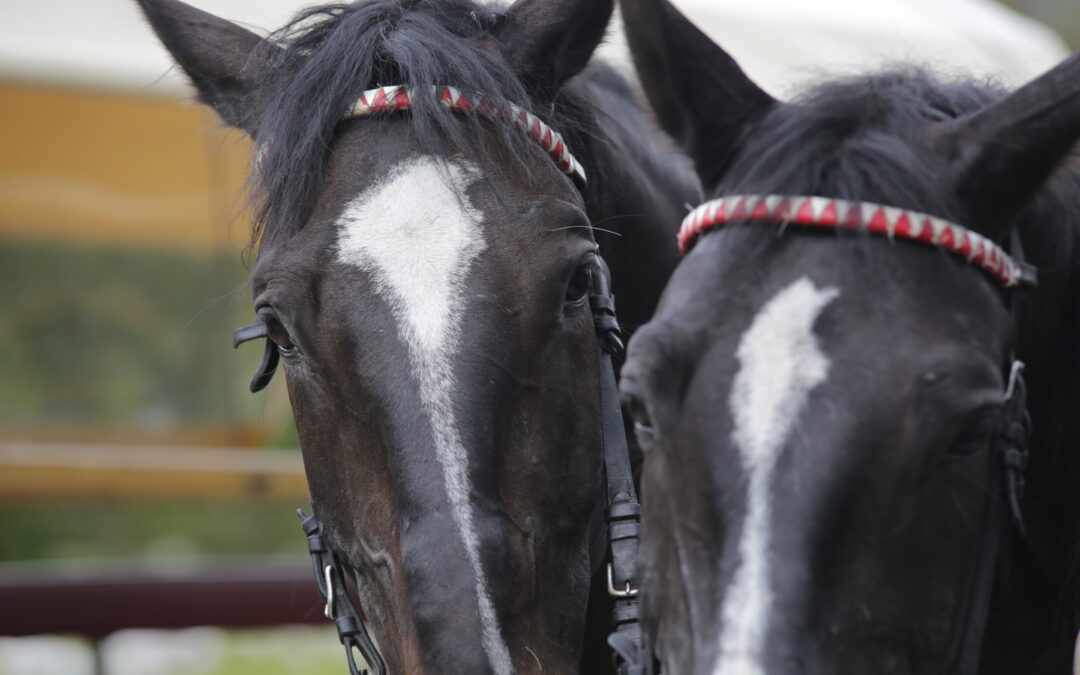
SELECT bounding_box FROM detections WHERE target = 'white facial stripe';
[335,156,512,675]
[714,277,839,675]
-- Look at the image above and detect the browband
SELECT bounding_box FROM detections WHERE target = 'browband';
[678,194,1030,288]
[345,85,587,186]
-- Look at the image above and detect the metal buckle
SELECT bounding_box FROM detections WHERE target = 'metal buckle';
[324,564,336,619]
[1004,360,1024,401]
[607,563,638,598]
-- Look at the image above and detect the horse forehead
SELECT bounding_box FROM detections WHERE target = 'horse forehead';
[335,154,486,261]
[729,277,840,455]
[334,155,488,329]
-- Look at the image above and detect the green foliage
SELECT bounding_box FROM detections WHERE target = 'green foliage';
[1002,0,1080,48]
[0,501,309,561]
[0,239,261,429]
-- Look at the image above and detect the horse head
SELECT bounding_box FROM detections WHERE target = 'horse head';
[620,0,1080,671]
[137,0,687,672]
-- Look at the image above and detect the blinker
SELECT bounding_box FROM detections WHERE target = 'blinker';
[232,319,280,393]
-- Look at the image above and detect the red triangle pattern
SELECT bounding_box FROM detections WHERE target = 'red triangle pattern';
[678,194,1018,287]
[342,86,587,185]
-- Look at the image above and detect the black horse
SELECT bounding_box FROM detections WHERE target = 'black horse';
[618,0,1080,672]
[139,0,698,672]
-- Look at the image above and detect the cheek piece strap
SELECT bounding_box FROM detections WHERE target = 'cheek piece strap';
[948,228,1034,674]
[296,510,385,675]
[591,265,649,675]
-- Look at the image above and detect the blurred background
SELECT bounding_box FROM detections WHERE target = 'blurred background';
[0,1,1076,674]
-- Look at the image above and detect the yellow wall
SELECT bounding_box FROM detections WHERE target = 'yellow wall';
[0,82,253,251]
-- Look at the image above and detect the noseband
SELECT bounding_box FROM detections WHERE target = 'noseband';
[674,193,1037,674]
[235,87,646,674]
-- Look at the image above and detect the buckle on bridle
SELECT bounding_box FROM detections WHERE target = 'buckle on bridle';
[324,564,337,619]
[607,562,639,598]
[999,360,1031,537]
[297,510,386,675]
[1004,360,1024,401]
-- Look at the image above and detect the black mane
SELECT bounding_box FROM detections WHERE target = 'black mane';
[723,69,1006,219]
[250,0,577,250]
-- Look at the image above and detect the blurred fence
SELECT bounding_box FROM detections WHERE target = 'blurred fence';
[0,442,307,502]
[0,557,324,640]
[0,44,314,673]
[0,442,331,675]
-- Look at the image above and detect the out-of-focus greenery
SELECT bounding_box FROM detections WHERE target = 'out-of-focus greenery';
[0,239,263,430]
[0,237,302,563]
[1003,0,1080,48]
[0,501,307,561]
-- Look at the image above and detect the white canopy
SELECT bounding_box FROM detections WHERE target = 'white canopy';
[0,0,1068,98]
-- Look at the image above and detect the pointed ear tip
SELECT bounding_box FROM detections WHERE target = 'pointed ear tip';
[134,0,191,30]
[134,0,176,17]
[497,0,615,93]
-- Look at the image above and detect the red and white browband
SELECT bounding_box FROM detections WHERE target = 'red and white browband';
[345,85,587,185]
[678,194,1023,287]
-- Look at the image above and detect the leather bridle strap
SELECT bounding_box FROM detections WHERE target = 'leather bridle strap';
[255,85,588,187]
[939,229,1034,674]
[590,266,648,675]
[944,357,1030,673]
[298,509,386,675]
[678,194,1037,288]
[344,86,587,186]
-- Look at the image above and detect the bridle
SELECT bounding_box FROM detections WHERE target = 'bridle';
[253,85,587,187]
[343,85,587,186]
[676,193,1037,674]
[678,194,1033,287]
[234,85,645,674]
[296,508,386,675]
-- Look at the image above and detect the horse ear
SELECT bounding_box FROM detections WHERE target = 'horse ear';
[621,0,775,191]
[496,0,614,97]
[137,0,271,134]
[935,51,1080,238]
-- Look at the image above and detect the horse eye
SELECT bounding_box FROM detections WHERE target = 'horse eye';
[565,264,592,306]
[261,313,298,356]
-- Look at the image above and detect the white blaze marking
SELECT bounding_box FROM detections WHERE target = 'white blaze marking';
[335,156,513,675]
[714,277,839,675]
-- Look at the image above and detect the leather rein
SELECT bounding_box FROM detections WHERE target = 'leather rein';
[233,86,645,674]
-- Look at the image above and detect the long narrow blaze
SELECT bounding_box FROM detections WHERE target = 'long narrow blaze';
[715,277,839,675]
[336,156,513,675]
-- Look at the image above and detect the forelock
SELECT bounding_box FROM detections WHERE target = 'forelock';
[721,68,1007,220]
[248,0,546,252]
